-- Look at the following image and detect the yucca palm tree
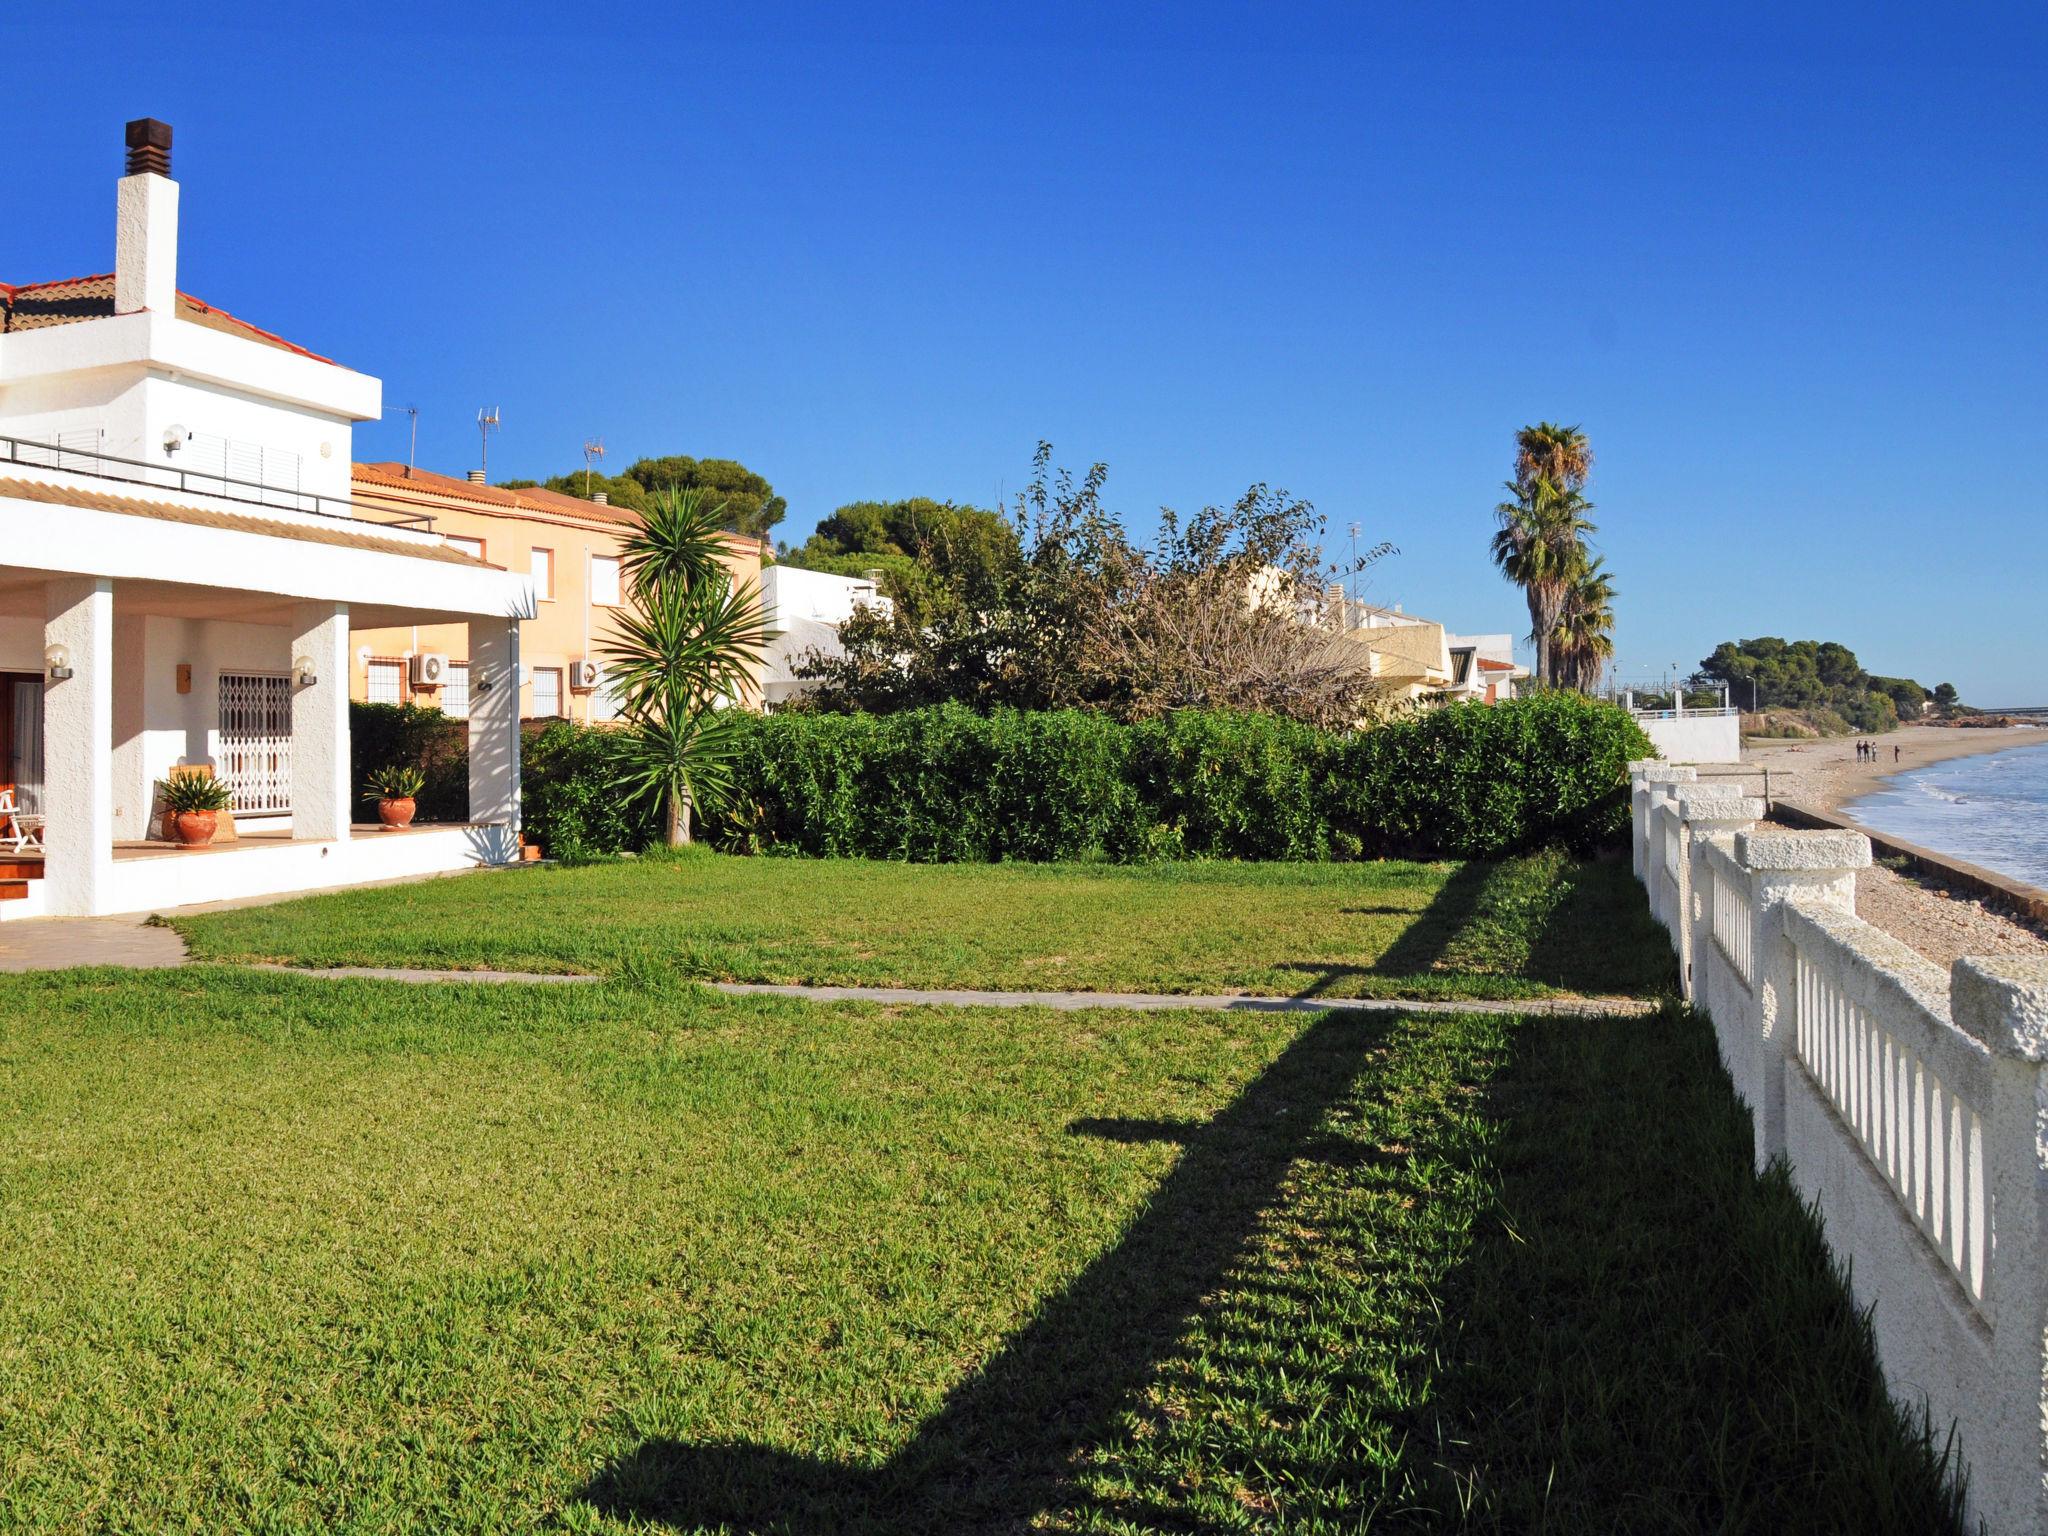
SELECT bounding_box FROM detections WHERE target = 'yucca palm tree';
[1490,476,1596,686]
[1514,421,1593,495]
[602,486,770,846]
[1550,554,1616,692]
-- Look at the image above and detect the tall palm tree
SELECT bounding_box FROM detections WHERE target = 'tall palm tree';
[1550,554,1616,692]
[602,486,770,846]
[1514,422,1593,495]
[1490,477,1596,686]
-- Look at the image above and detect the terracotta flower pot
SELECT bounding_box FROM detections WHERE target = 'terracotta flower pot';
[377,796,417,828]
[520,843,542,862]
[173,810,217,846]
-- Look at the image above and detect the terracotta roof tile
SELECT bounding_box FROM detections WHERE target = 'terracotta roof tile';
[0,272,339,364]
[0,476,491,567]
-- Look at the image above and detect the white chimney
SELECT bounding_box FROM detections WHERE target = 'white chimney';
[115,118,177,316]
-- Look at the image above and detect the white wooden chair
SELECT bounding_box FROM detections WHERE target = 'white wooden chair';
[0,785,43,854]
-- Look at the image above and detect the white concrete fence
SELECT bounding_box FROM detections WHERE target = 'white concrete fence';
[1631,760,2048,1534]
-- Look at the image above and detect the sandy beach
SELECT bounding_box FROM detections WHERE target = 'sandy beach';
[1695,724,2048,813]
[1685,725,2048,969]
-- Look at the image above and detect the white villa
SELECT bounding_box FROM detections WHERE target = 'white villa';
[0,119,532,918]
[758,564,890,707]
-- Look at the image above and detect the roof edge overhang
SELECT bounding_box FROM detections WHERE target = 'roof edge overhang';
[0,311,380,422]
[0,487,531,621]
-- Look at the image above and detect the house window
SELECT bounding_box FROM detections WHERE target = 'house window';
[445,534,485,561]
[442,662,470,719]
[366,658,404,704]
[217,672,292,813]
[590,554,622,607]
[531,547,554,601]
[531,666,563,719]
[590,670,622,723]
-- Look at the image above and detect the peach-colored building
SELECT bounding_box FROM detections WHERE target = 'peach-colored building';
[348,464,765,721]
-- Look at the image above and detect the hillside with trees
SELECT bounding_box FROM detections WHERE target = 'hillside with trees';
[1696,637,1959,735]
[503,455,786,537]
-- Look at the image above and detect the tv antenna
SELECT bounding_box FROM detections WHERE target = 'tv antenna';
[405,404,419,478]
[476,406,501,480]
[582,436,607,497]
[1347,521,1361,604]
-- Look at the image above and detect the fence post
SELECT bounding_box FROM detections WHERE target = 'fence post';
[1737,828,1870,1169]
[1673,784,1762,1001]
[1949,956,2048,1536]
[1629,761,1695,887]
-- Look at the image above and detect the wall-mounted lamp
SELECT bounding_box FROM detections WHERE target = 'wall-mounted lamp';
[44,643,73,681]
[293,653,318,687]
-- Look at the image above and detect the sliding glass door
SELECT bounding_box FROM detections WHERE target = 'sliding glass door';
[0,674,43,815]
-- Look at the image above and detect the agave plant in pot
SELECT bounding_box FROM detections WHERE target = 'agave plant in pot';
[156,773,233,847]
[364,764,426,828]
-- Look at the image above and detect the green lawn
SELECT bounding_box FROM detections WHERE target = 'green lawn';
[171,847,1676,1001]
[0,970,1959,1533]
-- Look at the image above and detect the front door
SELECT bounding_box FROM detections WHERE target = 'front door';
[0,673,43,814]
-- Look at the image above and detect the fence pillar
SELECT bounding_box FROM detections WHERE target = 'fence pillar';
[1950,956,2048,1536]
[1629,761,1695,884]
[1739,829,1870,1168]
[1673,784,1762,1000]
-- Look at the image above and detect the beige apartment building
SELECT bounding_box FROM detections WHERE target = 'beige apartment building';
[348,464,765,721]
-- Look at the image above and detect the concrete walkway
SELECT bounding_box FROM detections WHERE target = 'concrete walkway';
[0,918,1659,1016]
[249,963,598,985]
[0,916,186,972]
[705,980,1659,1017]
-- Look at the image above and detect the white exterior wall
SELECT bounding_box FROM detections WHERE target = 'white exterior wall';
[1637,712,1742,764]
[83,826,514,916]
[0,320,369,503]
[761,564,888,628]
[1635,766,2048,1533]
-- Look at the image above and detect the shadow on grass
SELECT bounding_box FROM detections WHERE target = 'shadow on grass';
[1277,853,1678,999]
[1403,1008,1969,1531]
[581,997,1963,1533]
[580,1012,1387,1533]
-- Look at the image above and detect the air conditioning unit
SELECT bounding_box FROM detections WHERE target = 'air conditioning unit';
[410,652,450,687]
[568,658,602,691]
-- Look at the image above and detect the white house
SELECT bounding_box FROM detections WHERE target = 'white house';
[758,564,889,706]
[1444,632,1527,704]
[0,119,532,918]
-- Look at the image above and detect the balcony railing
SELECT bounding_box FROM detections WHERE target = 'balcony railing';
[0,433,435,530]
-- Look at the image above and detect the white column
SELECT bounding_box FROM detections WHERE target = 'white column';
[467,618,521,861]
[290,602,351,842]
[1672,784,1762,999]
[1950,956,2048,1536]
[43,578,115,915]
[1741,828,1870,1169]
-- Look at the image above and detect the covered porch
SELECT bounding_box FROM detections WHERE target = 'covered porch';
[0,474,533,917]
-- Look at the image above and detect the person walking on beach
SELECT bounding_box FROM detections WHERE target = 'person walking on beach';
[1895,744,1901,764]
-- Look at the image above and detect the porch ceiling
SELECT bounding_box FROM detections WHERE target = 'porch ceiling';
[0,567,489,629]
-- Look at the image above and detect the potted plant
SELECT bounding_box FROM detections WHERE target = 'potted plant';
[364,764,426,828]
[156,773,232,847]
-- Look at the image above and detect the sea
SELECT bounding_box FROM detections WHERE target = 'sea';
[1847,737,2048,889]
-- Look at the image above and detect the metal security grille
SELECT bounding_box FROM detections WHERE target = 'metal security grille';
[217,672,292,813]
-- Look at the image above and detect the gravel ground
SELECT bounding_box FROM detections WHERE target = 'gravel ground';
[1854,861,2048,971]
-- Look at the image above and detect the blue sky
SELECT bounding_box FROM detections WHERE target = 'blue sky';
[8,3,2046,700]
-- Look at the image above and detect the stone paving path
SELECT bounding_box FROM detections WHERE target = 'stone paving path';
[0,916,187,973]
[0,915,1660,1016]
[704,981,1658,1017]
[249,963,599,985]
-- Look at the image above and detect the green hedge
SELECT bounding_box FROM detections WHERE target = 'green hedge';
[520,719,661,860]
[349,695,1650,862]
[712,694,1650,862]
